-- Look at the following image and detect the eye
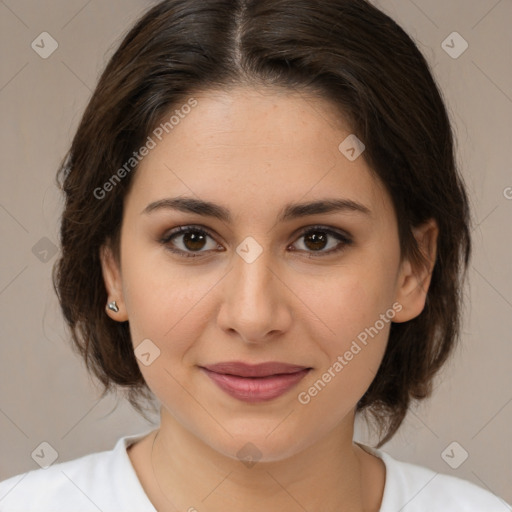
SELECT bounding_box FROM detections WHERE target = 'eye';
[160,225,221,258]
[159,225,353,259]
[289,225,353,258]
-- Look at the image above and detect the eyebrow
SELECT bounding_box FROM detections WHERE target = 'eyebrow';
[142,196,372,223]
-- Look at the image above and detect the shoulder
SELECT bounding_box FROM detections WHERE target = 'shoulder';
[0,431,156,512]
[360,444,511,512]
[0,449,112,511]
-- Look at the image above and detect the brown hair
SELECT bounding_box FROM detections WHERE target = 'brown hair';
[53,0,472,447]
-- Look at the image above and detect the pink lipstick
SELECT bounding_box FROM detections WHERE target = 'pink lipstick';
[200,361,311,403]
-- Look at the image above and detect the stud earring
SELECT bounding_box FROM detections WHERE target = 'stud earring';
[107,300,119,313]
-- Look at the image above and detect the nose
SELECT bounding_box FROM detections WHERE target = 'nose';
[216,247,292,345]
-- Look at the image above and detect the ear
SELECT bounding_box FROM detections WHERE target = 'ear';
[393,218,438,323]
[100,242,128,322]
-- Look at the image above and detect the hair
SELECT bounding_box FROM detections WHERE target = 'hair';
[52,0,472,447]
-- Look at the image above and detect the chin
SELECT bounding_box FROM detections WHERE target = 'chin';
[201,424,315,465]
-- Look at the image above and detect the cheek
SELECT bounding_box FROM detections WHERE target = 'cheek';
[295,264,396,348]
[295,332,388,436]
[121,248,221,357]
[291,264,396,405]
[294,276,393,414]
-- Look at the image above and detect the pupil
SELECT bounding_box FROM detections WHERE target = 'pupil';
[184,232,206,251]
[305,232,327,251]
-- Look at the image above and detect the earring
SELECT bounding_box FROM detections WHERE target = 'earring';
[107,300,119,313]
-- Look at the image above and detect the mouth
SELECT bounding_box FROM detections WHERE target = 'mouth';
[199,361,312,402]
[202,361,311,377]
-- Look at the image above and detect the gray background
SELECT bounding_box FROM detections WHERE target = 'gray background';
[0,0,511,505]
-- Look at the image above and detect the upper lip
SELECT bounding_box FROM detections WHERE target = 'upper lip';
[201,361,311,378]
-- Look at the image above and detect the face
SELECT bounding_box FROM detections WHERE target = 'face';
[101,85,436,462]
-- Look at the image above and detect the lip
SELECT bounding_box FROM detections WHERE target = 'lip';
[202,361,310,377]
[199,361,312,403]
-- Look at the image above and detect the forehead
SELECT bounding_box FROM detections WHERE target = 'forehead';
[126,86,392,221]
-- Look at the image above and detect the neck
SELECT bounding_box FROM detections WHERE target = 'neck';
[147,408,383,512]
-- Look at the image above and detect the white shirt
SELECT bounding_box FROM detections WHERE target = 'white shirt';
[0,430,509,511]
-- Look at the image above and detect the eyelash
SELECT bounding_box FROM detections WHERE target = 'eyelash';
[159,224,353,259]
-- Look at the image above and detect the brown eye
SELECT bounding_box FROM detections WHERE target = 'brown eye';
[290,226,353,257]
[181,231,208,251]
[160,226,221,258]
[303,231,329,251]
[160,224,352,259]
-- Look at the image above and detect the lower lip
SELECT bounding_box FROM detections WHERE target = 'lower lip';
[200,368,311,403]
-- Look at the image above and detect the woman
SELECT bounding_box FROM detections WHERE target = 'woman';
[1,0,510,510]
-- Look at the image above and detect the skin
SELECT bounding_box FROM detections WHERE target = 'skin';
[101,85,438,512]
